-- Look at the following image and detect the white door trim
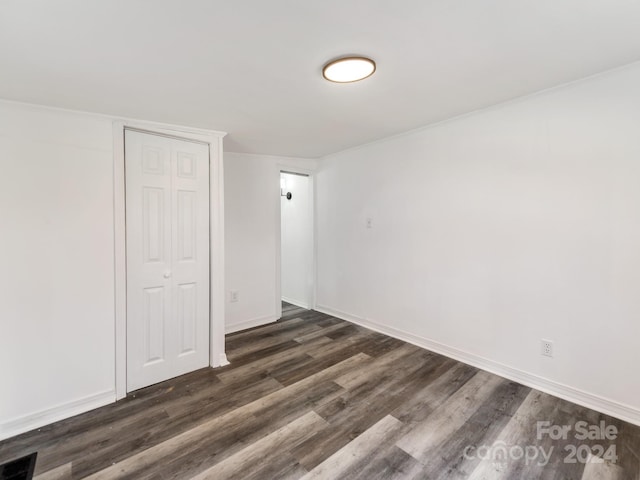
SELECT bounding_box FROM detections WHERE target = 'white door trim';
[113,119,227,400]
[276,164,317,319]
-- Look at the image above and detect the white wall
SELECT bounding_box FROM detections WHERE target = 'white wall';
[315,62,640,424]
[0,102,116,438]
[0,101,226,440]
[224,153,316,333]
[281,172,313,308]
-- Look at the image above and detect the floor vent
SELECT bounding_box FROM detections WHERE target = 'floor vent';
[0,452,37,480]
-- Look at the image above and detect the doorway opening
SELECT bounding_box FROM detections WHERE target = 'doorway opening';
[279,170,314,311]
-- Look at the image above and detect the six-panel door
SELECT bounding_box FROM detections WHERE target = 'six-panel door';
[125,130,210,391]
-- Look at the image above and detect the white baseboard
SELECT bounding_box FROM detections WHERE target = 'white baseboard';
[219,353,230,366]
[314,304,640,427]
[225,314,278,334]
[0,389,116,441]
[281,296,310,310]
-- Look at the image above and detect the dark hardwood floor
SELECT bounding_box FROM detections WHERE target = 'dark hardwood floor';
[1,302,639,479]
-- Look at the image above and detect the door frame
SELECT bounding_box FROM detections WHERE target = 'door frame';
[275,164,316,319]
[113,119,227,400]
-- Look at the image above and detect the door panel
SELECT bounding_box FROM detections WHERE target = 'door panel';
[177,282,197,355]
[177,190,197,261]
[143,187,165,263]
[126,130,210,391]
[143,286,165,364]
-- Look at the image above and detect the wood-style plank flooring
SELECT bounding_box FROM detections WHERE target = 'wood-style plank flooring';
[1,302,639,479]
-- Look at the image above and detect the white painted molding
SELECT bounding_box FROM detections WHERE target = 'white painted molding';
[208,132,227,369]
[226,315,278,334]
[281,296,310,310]
[275,163,283,321]
[219,353,230,367]
[113,122,127,401]
[0,390,115,441]
[0,98,227,139]
[314,305,640,427]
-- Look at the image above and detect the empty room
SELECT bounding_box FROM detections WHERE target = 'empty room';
[1,1,640,479]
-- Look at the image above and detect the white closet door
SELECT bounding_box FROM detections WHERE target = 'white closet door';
[125,130,210,391]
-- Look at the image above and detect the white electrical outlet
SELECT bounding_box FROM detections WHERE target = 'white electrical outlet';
[230,290,239,303]
[541,339,553,357]
[366,217,373,229]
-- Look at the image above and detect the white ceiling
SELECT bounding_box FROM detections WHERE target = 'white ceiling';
[2,1,640,158]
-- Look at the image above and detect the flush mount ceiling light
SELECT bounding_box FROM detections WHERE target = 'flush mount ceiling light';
[322,56,376,83]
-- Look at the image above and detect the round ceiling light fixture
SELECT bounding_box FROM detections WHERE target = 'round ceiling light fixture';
[322,56,376,83]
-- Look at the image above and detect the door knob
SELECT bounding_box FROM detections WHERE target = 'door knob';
[163,271,172,279]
